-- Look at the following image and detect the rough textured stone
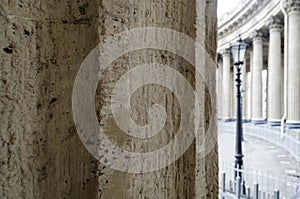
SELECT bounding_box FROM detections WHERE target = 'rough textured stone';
[1,1,100,198]
[0,0,218,198]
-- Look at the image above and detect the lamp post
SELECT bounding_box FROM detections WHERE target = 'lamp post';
[241,89,245,141]
[230,35,249,180]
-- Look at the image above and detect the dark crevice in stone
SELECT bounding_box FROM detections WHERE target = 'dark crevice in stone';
[49,97,58,105]
[3,45,13,54]
[78,3,89,15]
[24,29,30,35]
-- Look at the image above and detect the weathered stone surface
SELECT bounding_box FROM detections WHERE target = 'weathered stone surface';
[0,0,218,198]
[1,1,100,198]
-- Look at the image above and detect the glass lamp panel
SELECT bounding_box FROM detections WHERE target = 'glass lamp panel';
[239,47,247,63]
[230,45,240,64]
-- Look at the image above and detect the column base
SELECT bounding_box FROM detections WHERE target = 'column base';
[242,119,250,123]
[223,118,233,122]
[286,121,300,129]
[268,119,281,127]
[251,119,266,125]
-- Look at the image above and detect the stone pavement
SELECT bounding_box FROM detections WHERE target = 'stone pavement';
[218,129,300,176]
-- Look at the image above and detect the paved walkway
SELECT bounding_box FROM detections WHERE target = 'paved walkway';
[218,130,300,176]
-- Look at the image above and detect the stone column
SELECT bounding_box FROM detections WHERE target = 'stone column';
[217,62,223,120]
[232,65,237,120]
[267,17,283,126]
[247,51,253,121]
[285,0,300,128]
[247,72,252,120]
[262,70,268,119]
[222,49,232,121]
[1,0,218,198]
[241,56,247,121]
[251,32,265,124]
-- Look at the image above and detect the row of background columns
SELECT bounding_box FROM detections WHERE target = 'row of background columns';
[219,24,282,124]
[218,2,300,128]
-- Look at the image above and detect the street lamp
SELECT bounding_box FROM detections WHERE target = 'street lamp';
[241,89,245,141]
[230,35,249,180]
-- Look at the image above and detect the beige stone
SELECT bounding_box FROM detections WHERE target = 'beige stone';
[0,0,218,198]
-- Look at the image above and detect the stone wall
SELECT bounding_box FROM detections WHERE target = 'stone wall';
[0,0,218,198]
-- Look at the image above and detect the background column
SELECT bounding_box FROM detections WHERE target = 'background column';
[247,72,252,121]
[267,18,283,125]
[222,49,232,121]
[247,51,253,121]
[232,65,237,120]
[217,62,223,120]
[241,56,247,122]
[251,32,265,124]
[285,1,300,128]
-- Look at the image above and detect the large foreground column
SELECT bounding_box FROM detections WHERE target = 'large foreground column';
[285,1,300,128]
[1,0,218,198]
[222,49,232,121]
[251,32,265,124]
[267,18,283,126]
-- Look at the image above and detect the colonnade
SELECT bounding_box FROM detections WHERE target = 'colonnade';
[218,1,300,128]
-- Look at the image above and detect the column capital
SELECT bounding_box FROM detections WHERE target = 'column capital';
[251,31,263,43]
[220,48,231,57]
[267,16,283,31]
[284,0,300,13]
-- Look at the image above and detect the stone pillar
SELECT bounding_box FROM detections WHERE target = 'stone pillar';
[217,62,223,120]
[267,17,283,126]
[1,0,218,198]
[241,56,247,121]
[251,32,265,124]
[285,0,300,128]
[222,49,232,121]
[247,51,253,121]
[247,72,252,120]
[232,65,237,120]
[262,69,268,119]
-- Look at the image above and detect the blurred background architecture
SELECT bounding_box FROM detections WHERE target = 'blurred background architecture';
[217,0,300,128]
[217,0,300,197]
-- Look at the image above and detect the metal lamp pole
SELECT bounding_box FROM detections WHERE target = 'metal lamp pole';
[230,35,248,181]
[241,89,245,141]
[234,63,244,180]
